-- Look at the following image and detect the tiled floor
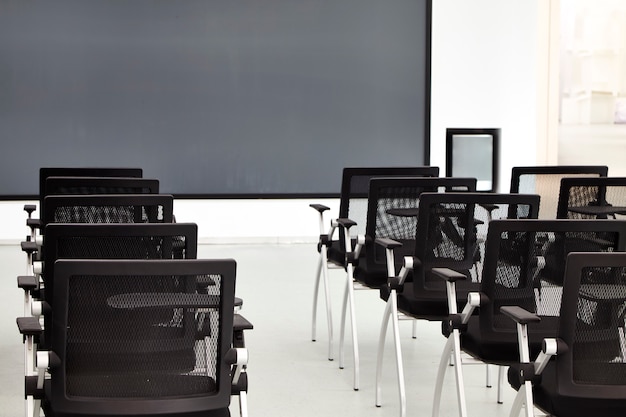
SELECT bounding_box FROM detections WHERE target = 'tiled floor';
[1,242,523,417]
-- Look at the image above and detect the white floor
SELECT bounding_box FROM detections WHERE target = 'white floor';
[1,242,522,417]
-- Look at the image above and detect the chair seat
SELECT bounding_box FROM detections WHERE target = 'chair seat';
[508,363,626,417]
[460,315,560,365]
[354,264,388,288]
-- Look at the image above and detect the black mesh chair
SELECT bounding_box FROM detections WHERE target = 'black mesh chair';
[18,223,251,417]
[556,176,626,220]
[432,219,626,417]
[338,177,475,391]
[510,165,608,219]
[504,252,626,417]
[28,259,243,417]
[38,223,197,343]
[310,166,439,361]
[373,192,540,417]
[20,194,175,326]
[17,223,198,412]
[24,167,144,238]
[21,175,158,283]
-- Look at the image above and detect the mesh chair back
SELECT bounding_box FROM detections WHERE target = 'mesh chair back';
[48,259,235,416]
[558,252,626,393]
[42,194,174,228]
[363,177,476,276]
[40,223,198,350]
[557,177,626,220]
[337,167,439,249]
[413,193,540,298]
[41,176,159,217]
[42,223,197,295]
[480,220,626,339]
[39,167,142,208]
[510,166,608,219]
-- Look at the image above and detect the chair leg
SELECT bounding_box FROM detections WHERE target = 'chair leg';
[433,337,454,417]
[509,379,539,417]
[412,319,417,339]
[390,296,406,417]
[497,365,505,404]
[432,332,468,417]
[338,265,360,391]
[339,276,348,370]
[450,329,468,417]
[509,386,524,417]
[25,396,35,417]
[486,364,492,388]
[311,246,334,360]
[375,300,392,408]
[346,262,360,391]
[311,256,322,342]
[375,295,406,417]
[238,390,249,417]
[320,248,334,361]
[522,381,535,417]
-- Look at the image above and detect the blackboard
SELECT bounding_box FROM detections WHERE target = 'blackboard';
[0,0,431,197]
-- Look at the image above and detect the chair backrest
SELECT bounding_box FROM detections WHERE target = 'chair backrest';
[42,194,174,229]
[557,177,626,219]
[39,167,143,208]
[557,252,626,397]
[337,167,439,239]
[47,259,235,417]
[479,219,626,340]
[412,192,541,298]
[41,222,198,305]
[363,177,476,275]
[41,176,159,216]
[510,165,608,219]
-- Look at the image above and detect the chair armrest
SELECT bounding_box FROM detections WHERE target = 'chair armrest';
[334,217,364,263]
[17,275,38,292]
[432,267,467,283]
[500,306,541,366]
[310,204,332,238]
[24,204,37,217]
[500,306,541,325]
[234,314,254,332]
[17,317,42,338]
[310,203,330,213]
[21,241,38,255]
[375,238,415,289]
[376,237,403,250]
[26,218,41,231]
[233,314,253,349]
[434,267,480,331]
[336,217,357,229]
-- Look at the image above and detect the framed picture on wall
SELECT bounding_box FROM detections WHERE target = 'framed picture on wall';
[446,128,500,192]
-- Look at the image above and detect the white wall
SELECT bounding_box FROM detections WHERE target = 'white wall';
[0,0,552,244]
[430,0,556,190]
[0,198,339,244]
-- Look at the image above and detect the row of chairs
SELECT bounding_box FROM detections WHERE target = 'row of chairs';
[310,165,626,417]
[16,168,251,417]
